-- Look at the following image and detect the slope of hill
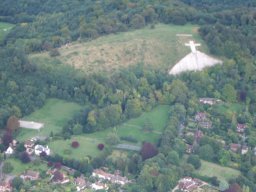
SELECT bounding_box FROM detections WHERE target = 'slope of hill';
[30,24,206,74]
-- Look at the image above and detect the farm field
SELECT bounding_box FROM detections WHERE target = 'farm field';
[195,160,241,183]
[88,105,169,144]
[48,136,104,160]
[30,24,207,74]
[0,22,14,41]
[17,99,83,141]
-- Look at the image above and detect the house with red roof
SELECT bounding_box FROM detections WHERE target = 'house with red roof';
[92,169,130,186]
[237,123,247,133]
[230,144,241,153]
[74,176,88,191]
[0,181,12,192]
[20,170,40,181]
[176,177,205,192]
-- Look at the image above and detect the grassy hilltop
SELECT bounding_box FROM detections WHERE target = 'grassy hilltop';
[30,24,207,74]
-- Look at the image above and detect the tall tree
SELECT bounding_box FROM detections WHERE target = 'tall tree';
[6,115,19,132]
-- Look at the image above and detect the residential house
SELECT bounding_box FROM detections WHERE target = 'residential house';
[0,181,12,192]
[74,176,88,191]
[195,112,212,129]
[34,145,50,156]
[4,146,14,155]
[9,140,17,148]
[177,177,204,192]
[237,124,247,133]
[20,170,40,181]
[26,148,34,155]
[199,98,222,105]
[50,170,70,184]
[92,169,130,186]
[186,144,193,154]
[230,144,241,153]
[194,130,204,143]
[241,146,249,155]
[195,112,207,122]
[24,140,35,149]
[91,182,108,191]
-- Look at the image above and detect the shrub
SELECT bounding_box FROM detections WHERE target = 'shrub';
[2,132,13,147]
[19,152,31,163]
[71,141,80,148]
[47,161,53,167]
[54,162,62,169]
[140,142,158,161]
[97,143,104,151]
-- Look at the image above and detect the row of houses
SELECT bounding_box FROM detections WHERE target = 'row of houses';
[92,169,131,188]
[172,177,213,192]
[15,167,130,192]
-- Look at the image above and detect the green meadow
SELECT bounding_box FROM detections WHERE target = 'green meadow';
[17,99,83,141]
[195,160,241,183]
[48,136,104,160]
[88,105,170,144]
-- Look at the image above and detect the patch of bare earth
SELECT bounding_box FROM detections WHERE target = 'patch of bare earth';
[58,39,168,74]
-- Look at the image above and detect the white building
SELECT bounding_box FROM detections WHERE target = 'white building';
[4,146,14,155]
[34,145,50,156]
[91,182,108,191]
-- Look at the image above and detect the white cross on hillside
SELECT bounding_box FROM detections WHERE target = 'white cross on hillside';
[185,40,201,53]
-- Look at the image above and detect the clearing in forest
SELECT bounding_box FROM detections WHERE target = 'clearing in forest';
[195,160,241,183]
[0,22,14,41]
[88,105,170,144]
[17,98,83,141]
[30,24,206,74]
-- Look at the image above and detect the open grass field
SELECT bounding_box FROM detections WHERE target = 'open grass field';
[0,22,14,41]
[195,160,241,183]
[30,24,207,74]
[5,158,47,175]
[48,136,104,160]
[17,99,83,141]
[213,103,244,119]
[49,105,169,158]
[88,105,169,144]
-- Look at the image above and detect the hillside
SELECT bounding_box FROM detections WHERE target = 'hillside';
[30,24,206,74]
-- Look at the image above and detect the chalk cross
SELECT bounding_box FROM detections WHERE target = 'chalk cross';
[185,40,201,53]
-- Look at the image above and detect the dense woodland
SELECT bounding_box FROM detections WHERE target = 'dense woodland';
[0,0,256,191]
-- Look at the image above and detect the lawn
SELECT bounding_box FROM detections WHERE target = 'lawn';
[30,24,207,74]
[49,105,169,159]
[88,105,170,144]
[17,98,83,141]
[195,160,241,183]
[4,158,47,175]
[48,136,104,160]
[213,103,244,119]
[0,22,14,41]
